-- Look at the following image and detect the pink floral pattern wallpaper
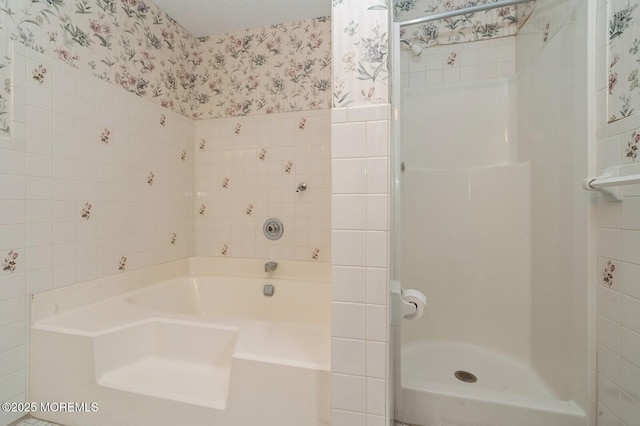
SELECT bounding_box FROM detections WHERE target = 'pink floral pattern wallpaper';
[190,18,331,118]
[332,0,535,108]
[332,0,390,107]
[0,51,10,138]
[395,0,534,48]
[0,0,331,131]
[0,0,537,123]
[608,0,640,122]
[0,0,195,115]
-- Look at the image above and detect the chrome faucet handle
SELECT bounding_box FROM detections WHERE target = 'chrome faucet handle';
[264,261,278,272]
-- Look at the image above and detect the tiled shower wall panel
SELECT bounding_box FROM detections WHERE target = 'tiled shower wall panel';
[330,104,391,426]
[193,110,331,262]
[0,45,194,424]
[596,1,640,425]
[595,118,640,425]
[400,36,516,88]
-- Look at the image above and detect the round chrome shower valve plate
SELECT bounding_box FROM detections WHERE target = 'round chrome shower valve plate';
[263,218,284,240]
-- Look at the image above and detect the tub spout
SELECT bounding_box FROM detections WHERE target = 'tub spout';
[264,261,278,272]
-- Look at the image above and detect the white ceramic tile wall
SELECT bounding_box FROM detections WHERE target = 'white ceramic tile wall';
[331,104,391,425]
[400,37,516,88]
[596,3,640,425]
[595,141,640,426]
[0,44,194,425]
[193,110,331,262]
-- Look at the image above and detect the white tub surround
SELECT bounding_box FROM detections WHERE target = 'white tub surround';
[30,258,330,426]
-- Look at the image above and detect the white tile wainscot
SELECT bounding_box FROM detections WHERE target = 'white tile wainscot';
[0,43,194,425]
[193,110,331,263]
[400,37,516,89]
[595,1,640,424]
[331,104,391,425]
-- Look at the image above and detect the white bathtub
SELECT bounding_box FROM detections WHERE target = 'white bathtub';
[30,259,331,426]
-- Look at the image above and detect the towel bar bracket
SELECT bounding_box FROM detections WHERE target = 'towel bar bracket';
[582,166,623,202]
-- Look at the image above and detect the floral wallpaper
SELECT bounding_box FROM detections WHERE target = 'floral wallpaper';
[0,0,542,125]
[333,0,391,107]
[0,0,196,116]
[395,0,533,49]
[608,0,640,123]
[331,0,536,108]
[0,0,332,130]
[190,18,331,119]
[0,52,10,139]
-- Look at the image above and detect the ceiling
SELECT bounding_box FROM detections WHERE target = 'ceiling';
[153,0,331,37]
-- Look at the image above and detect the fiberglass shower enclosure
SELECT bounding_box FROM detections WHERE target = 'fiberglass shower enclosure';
[391,0,594,425]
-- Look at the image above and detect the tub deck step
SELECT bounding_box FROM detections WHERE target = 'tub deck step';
[98,356,231,409]
[234,321,330,371]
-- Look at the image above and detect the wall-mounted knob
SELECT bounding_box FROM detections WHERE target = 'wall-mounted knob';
[296,183,307,193]
[263,218,284,240]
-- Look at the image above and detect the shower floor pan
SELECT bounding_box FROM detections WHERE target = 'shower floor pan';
[397,340,586,426]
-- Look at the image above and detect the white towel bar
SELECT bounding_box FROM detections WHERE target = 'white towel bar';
[583,166,640,201]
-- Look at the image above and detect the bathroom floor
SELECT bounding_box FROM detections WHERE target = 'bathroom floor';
[10,417,64,426]
[11,415,408,426]
[11,417,405,426]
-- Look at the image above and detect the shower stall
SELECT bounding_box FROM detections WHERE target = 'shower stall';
[391,0,594,425]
